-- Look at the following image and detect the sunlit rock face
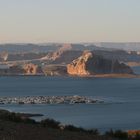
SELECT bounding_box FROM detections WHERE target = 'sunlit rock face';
[67,51,92,75]
[67,51,133,76]
[23,63,43,75]
[41,44,72,61]
[0,52,8,61]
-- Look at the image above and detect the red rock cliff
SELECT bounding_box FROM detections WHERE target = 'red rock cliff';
[67,51,133,76]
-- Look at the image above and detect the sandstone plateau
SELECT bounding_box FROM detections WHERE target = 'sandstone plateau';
[67,51,133,76]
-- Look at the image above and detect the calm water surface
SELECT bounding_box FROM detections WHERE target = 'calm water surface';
[0,67,140,132]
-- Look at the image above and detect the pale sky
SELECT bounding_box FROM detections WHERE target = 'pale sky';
[0,0,140,43]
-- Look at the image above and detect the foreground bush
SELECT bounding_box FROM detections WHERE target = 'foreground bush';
[64,124,99,135]
[1,109,140,140]
[41,118,60,129]
[105,129,128,139]
[0,109,36,124]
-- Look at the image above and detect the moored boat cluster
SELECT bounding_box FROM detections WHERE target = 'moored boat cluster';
[0,95,103,105]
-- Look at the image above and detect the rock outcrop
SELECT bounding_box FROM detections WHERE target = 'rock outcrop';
[0,52,8,61]
[67,51,133,76]
[41,45,83,64]
[41,44,72,61]
[23,63,43,75]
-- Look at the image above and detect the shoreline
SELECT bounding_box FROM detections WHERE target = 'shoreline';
[68,74,140,78]
[0,73,139,78]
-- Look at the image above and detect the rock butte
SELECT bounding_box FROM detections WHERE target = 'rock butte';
[23,63,43,75]
[67,51,133,76]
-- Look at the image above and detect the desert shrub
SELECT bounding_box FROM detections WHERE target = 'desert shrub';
[41,118,60,129]
[114,130,128,139]
[86,129,100,135]
[0,110,36,124]
[105,129,114,137]
[64,124,99,135]
[105,129,128,139]
[132,133,140,140]
[64,125,85,132]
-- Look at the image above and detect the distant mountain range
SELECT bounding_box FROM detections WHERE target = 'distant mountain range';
[93,42,140,51]
[0,44,61,53]
[0,42,140,53]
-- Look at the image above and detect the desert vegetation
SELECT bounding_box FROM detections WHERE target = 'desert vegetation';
[0,109,139,140]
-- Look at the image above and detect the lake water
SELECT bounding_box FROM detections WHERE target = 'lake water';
[0,67,140,132]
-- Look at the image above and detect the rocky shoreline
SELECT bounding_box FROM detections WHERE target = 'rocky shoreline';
[0,95,103,105]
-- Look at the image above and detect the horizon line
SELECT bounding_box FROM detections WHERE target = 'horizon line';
[1,41,140,45]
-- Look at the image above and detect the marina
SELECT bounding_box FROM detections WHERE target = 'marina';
[0,95,103,105]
